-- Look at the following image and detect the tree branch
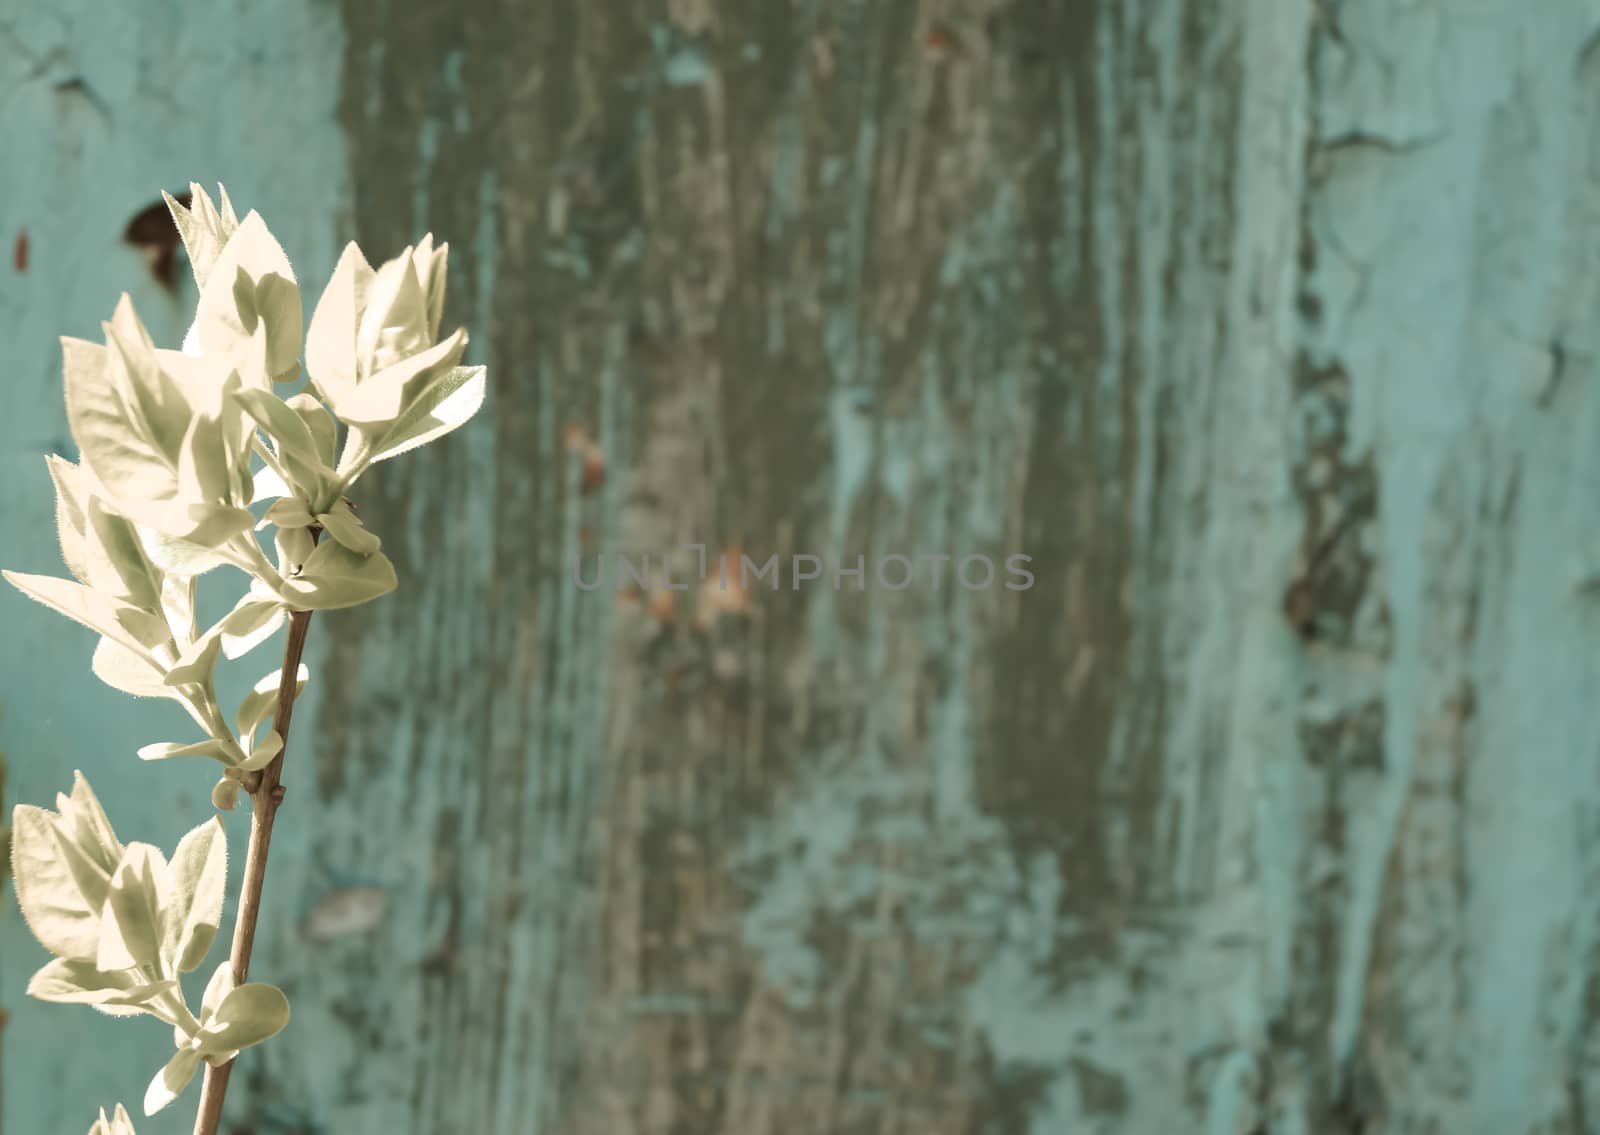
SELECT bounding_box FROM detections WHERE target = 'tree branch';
[191,602,316,1135]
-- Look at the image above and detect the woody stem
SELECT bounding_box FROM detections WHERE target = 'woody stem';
[190,598,315,1135]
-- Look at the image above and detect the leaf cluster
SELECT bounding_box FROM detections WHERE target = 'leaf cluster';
[2,185,487,1128]
[13,774,286,1116]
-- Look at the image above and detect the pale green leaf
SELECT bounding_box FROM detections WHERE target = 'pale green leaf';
[105,298,190,462]
[195,981,290,1061]
[91,638,178,701]
[61,334,178,511]
[151,347,219,410]
[236,388,329,496]
[63,302,242,548]
[254,272,304,381]
[48,458,173,607]
[162,631,223,689]
[159,573,198,646]
[45,454,93,583]
[167,184,240,291]
[235,663,308,738]
[10,804,103,957]
[27,957,173,1007]
[210,778,241,812]
[231,267,259,339]
[316,500,380,556]
[3,570,171,653]
[337,327,467,427]
[87,1101,139,1134]
[85,497,162,611]
[194,212,301,382]
[236,730,282,773]
[63,771,123,875]
[95,1004,148,1018]
[160,500,255,550]
[200,961,235,1022]
[355,244,431,376]
[143,1046,202,1116]
[367,365,486,465]
[274,524,315,575]
[218,596,285,659]
[419,235,449,343]
[162,817,227,973]
[10,773,125,959]
[276,540,397,610]
[137,525,233,577]
[175,368,254,517]
[137,740,235,764]
[249,462,292,504]
[286,392,338,465]
[305,241,375,408]
[177,412,232,506]
[260,496,314,530]
[97,843,171,973]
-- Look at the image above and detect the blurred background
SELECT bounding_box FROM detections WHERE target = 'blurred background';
[5,1,1600,1133]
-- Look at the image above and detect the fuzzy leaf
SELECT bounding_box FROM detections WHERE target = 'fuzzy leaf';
[61,307,193,519]
[210,778,241,812]
[236,388,329,496]
[286,392,339,465]
[195,982,290,1061]
[10,774,123,958]
[163,631,223,689]
[143,1047,202,1116]
[276,540,397,610]
[194,212,301,382]
[253,272,305,382]
[27,957,173,1007]
[200,961,235,1022]
[237,730,283,773]
[337,328,467,427]
[356,247,430,371]
[218,596,285,659]
[88,1102,139,1134]
[367,365,486,465]
[249,462,292,504]
[235,664,308,738]
[61,772,123,875]
[4,570,172,653]
[91,638,177,701]
[10,804,104,958]
[167,183,240,291]
[171,375,256,538]
[159,573,198,646]
[305,241,375,407]
[419,236,449,342]
[162,817,227,973]
[316,501,380,556]
[137,740,236,764]
[45,455,93,583]
[137,525,233,577]
[107,299,190,458]
[97,843,171,973]
[260,496,315,531]
[83,498,161,610]
[275,524,315,575]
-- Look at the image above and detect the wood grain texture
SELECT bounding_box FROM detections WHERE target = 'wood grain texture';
[6,1,1600,1134]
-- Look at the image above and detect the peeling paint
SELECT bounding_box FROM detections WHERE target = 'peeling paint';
[8,0,1600,1133]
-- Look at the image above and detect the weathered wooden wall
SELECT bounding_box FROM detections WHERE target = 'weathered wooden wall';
[6,1,1600,1133]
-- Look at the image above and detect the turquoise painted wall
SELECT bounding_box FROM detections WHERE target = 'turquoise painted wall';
[5,2,1600,1133]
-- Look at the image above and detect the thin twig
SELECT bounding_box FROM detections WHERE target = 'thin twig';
[191,601,316,1135]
